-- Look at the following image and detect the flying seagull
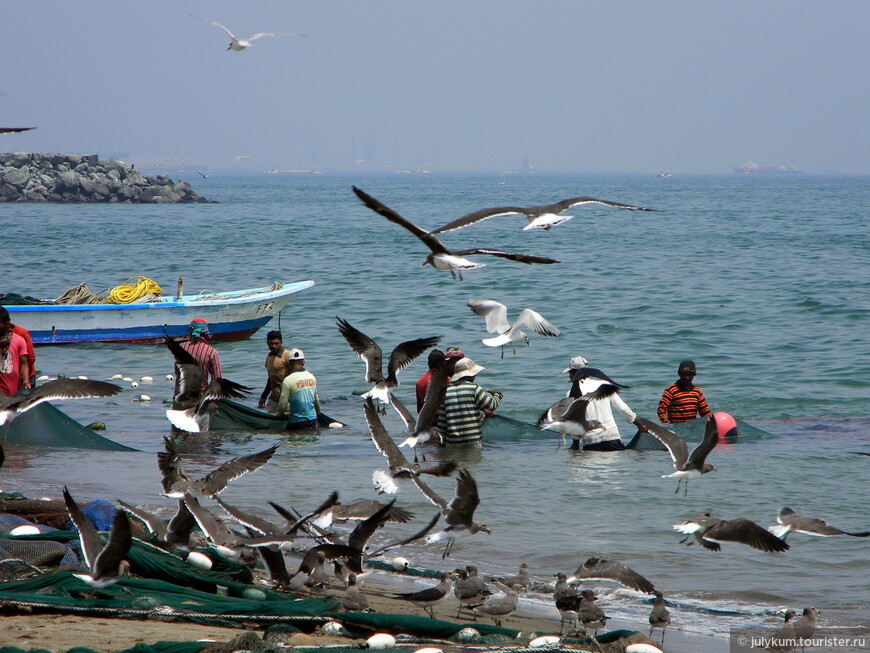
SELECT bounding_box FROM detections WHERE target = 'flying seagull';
[0,127,36,134]
[0,378,122,426]
[164,335,252,433]
[467,299,561,358]
[63,487,132,591]
[673,512,789,553]
[157,436,278,498]
[537,386,620,445]
[336,317,438,427]
[431,196,658,233]
[635,415,718,495]
[189,14,307,51]
[768,507,870,539]
[399,348,448,450]
[363,398,457,494]
[352,186,559,280]
[416,467,492,558]
[567,557,657,594]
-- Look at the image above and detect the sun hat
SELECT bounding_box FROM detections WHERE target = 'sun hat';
[451,357,485,381]
[561,355,589,373]
[445,346,465,358]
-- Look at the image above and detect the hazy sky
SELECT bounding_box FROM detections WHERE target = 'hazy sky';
[3,1,869,173]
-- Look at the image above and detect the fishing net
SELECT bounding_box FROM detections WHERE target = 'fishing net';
[210,400,342,432]
[1,402,139,451]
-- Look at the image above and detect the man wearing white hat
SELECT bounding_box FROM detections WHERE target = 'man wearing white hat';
[436,357,503,446]
[276,348,321,430]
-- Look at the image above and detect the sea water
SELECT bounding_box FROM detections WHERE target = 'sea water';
[1,172,868,651]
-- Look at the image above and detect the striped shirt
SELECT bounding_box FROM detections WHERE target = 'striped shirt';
[177,339,222,395]
[657,383,711,423]
[436,379,502,445]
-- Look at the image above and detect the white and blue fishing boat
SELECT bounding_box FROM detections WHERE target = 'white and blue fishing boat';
[6,281,314,345]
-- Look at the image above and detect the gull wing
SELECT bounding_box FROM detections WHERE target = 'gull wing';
[201,378,252,403]
[363,399,412,470]
[157,437,190,494]
[386,336,441,382]
[704,518,790,553]
[214,495,276,535]
[165,500,196,549]
[537,397,574,426]
[353,186,448,254]
[444,468,480,527]
[514,308,561,337]
[62,487,104,569]
[348,500,395,551]
[550,196,657,213]
[571,557,656,594]
[391,395,416,431]
[368,511,441,557]
[0,127,35,134]
[247,32,307,40]
[687,416,719,468]
[183,495,237,547]
[456,248,559,265]
[431,207,528,234]
[197,444,279,497]
[635,417,688,469]
[117,500,167,540]
[189,14,237,39]
[336,318,384,383]
[414,354,448,434]
[15,378,122,413]
[410,474,448,512]
[467,299,510,334]
[92,510,132,580]
[164,336,203,401]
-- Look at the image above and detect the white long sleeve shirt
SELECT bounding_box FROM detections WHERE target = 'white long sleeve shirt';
[575,377,637,445]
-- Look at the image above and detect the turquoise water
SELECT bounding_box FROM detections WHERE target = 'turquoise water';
[2,172,868,650]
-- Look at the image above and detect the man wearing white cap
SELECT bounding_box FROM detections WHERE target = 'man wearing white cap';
[569,365,639,451]
[436,357,503,446]
[276,348,321,430]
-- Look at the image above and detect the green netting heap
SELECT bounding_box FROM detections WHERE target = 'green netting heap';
[210,399,342,432]
[3,402,139,451]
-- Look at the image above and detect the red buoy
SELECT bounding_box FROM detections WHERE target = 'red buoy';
[713,411,739,441]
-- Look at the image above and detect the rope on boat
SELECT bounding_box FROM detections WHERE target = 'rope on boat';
[191,281,284,301]
[106,276,162,304]
[55,282,106,305]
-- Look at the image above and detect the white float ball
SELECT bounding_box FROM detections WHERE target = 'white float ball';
[186,551,213,570]
[139,376,153,384]
[625,644,663,653]
[328,421,343,429]
[415,648,443,653]
[321,621,345,636]
[165,374,175,381]
[391,556,410,572]
[110,374,123,380]
[10,525,41,536]
[366,633,396,649]
[122,377,133,382]
[133,394,151,402]
[38,375,50,382]
[454,628,480,642]
[529,636,561,648]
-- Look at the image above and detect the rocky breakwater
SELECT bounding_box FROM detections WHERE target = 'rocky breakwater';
[0,152,215,203]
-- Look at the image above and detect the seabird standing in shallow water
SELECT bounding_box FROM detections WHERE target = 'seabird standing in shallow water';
[673,512,789,552]
[635,415,719,495]
[430,196,658,233]
[467,299,561,358]
[768,507,870,539]
[63,488,132,591]
[352,186,559,280]
[189,14,307,51]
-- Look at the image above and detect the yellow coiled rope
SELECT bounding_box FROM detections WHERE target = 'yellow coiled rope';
[106,276,162,304]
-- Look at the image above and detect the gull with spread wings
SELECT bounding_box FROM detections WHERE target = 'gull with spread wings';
[352,186,559,280]
[467,299,561,358]
[635,415,718,495]
[189,13,306,51]
[431,195,658,233]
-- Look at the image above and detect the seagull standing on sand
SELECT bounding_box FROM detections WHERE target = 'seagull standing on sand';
[469,582,520,627]
[430,196,658,233]
[0,378,122,426]
[336,317,438,428]
[673,512,790,552]
[189,14,307,51]
[635,415,718,495]
[352,186,559,280]
[467,299,561,358]
[391,572,455,619]
[648,591,671,644]
[768,507,870,539]
[63,488,132,591]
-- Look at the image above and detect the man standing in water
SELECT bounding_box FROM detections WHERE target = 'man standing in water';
[570,366,639,451]
[657,360,712,424]
[437,357,502,446]
[258,330,292,411]
[276,348,321,430]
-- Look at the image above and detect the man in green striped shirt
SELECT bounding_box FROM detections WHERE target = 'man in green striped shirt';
[436,357,503,446]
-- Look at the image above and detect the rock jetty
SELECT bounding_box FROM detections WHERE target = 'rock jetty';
[0,152,215,203]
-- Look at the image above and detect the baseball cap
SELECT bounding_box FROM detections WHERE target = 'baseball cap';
[562,355,589,373]
[288,348,305,360]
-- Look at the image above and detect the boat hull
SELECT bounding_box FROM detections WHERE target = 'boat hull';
[6,281,314,345]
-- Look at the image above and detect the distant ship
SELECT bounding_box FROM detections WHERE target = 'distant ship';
[733,161,804,175]
[657,171,672,178]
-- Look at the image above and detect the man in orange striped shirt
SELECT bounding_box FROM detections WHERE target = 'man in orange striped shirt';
[657,360,712,424]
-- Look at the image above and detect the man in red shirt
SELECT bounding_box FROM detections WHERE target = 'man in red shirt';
[11,323,36,387]
[0,306,31,396]
[174,318,222,397]
[657,360,712,424]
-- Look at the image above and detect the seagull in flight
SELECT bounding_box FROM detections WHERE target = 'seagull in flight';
[673,512,789,552]
[336,317,438,427]
[0,127,36,134]
[431,196,658,233]
[467,299,560,357]
[416,467,492,558]
[63,487,132,591]
[768,507,870,539]
[635,415,718,495]
[189,14,307,51]
[1,378,122,426]
[352,186,559,280]
[567,557,657,594]
[537,385,619,445]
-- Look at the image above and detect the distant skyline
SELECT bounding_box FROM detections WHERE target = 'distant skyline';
[2,1,869,174]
